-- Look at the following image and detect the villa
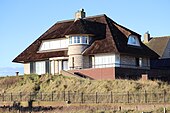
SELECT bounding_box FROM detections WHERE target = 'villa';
[13,9,158,80]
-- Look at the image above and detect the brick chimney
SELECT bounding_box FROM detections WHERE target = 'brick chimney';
[75,9,86,20]
[143,31,151,43]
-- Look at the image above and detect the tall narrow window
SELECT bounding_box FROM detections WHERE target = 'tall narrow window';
[135,57,142,67]
[74,36,77,43]
[30,62,35,73]
[62,60,68,70]
[139,58,142,67]
[82,36,88,44]
[69,37,72,44]
[45,60,50,74]
[135,58,139,67]
[77,36,80,43]
[72,57,74,69]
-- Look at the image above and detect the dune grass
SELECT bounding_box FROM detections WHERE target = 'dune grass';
[0,74,170,94]
[1,75,170,113]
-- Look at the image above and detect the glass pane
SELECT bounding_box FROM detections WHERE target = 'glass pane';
[69,37,72,44]
[127,35,140,46]
[35,61,45,75]
[82,36,87,44]
[74,36,77,43]
[77,36,80,43]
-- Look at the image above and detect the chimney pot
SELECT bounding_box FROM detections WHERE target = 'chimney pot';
[144,31,151,43]
[75,9,86,20]
[16,71,19,76]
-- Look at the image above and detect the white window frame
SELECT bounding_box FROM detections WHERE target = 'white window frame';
[69,36,89,45]
[35,61,45,75]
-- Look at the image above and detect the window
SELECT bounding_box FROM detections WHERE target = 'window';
[62,60,68,70]
[74,36,77,43]
[39,39,68,51]
[69,37,72,44]
[135,58,139,66]
[82,36,88,44]
[72,57,74,68]
[94,54,115,68]
[139,58,142,67]
[30,61,50,75]
[135,57,142,67]
[35,61,45,75]
[69,36,89,45]
[77,36,80,43]
[128,35,140,46]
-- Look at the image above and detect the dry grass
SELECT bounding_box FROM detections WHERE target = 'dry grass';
[1,75,170,112]
[0,74,170,94]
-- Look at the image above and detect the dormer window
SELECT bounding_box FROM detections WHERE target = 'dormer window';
[69,36,89,45]
[39,38,68,51]
[127,35,140,46]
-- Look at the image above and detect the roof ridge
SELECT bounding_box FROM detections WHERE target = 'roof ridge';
[84,14,106,19]
[57,19,74,23]
[152,36,170,38]
[57,14,106,24]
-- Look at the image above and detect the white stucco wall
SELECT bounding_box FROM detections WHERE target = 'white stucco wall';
[24,63,30,74]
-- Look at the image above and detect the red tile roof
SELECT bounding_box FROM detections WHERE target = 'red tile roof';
[13,14,158,63]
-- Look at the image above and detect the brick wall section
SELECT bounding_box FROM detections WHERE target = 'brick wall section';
[115,67,149,80]
[149,69,170,81]
[120,55,136,67]
[69,67,115,80]
[116,67,170,81]
[69,55,84,68]
[68,45,87,55]
[120,55,149,69]
[142,74,148,81]
[68,44,88,69]
[64,67,170,81]
[83,56,90,68]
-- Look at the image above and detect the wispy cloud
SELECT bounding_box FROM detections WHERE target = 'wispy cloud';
[0,67,24,76]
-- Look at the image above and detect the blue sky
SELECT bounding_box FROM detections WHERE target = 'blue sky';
[0,0,170,75]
